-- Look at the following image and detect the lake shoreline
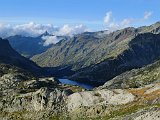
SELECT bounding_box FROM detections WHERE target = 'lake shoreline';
[58,78,97,90]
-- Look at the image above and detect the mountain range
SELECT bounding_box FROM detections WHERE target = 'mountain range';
[32,22,160,85]
[6,31,69,58]
[6,32,53,58]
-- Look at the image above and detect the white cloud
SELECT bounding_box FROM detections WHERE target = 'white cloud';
[42,35,61,46]
[121,19,133,27]
[104,11,132,32]
[56,24,88,36]
[0,22,88,38]
[41,24,88,46]
[144,11,152,20]
[0,22,89,46]
[0,22,59,38]
[104,11,113,24]
[13,22,58,37]
[104,11,153,32]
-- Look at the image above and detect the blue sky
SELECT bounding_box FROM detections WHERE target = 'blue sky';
[0,0,160,30]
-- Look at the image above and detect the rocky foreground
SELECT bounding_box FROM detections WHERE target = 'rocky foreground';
[0,63,159,120]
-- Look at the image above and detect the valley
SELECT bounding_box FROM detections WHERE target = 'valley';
[0,22,160,120]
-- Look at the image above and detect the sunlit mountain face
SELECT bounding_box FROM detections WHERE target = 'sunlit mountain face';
[0,0,160,120]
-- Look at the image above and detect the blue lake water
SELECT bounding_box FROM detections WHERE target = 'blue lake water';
[58,78,94,90]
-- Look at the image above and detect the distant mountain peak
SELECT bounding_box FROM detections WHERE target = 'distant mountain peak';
[40,31,50,37]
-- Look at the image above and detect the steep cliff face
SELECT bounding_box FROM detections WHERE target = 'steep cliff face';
[0,38,42,75]
[71,33,160,84]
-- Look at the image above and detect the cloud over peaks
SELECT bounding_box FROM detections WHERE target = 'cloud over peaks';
[42,35,61,46]
[104,11,153,32]
[0,22,89,38]
[104,11,113,24]
[104,11,132,32]
[56,24,88,36]
[0,22,58,38]
[0,22,89,46]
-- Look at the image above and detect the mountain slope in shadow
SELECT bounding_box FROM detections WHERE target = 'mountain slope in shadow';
[0,38,43,76]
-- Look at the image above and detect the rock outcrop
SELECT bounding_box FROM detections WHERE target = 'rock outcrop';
[67,89,135,111]
[0,64,69,119]
[65,83,160,120]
